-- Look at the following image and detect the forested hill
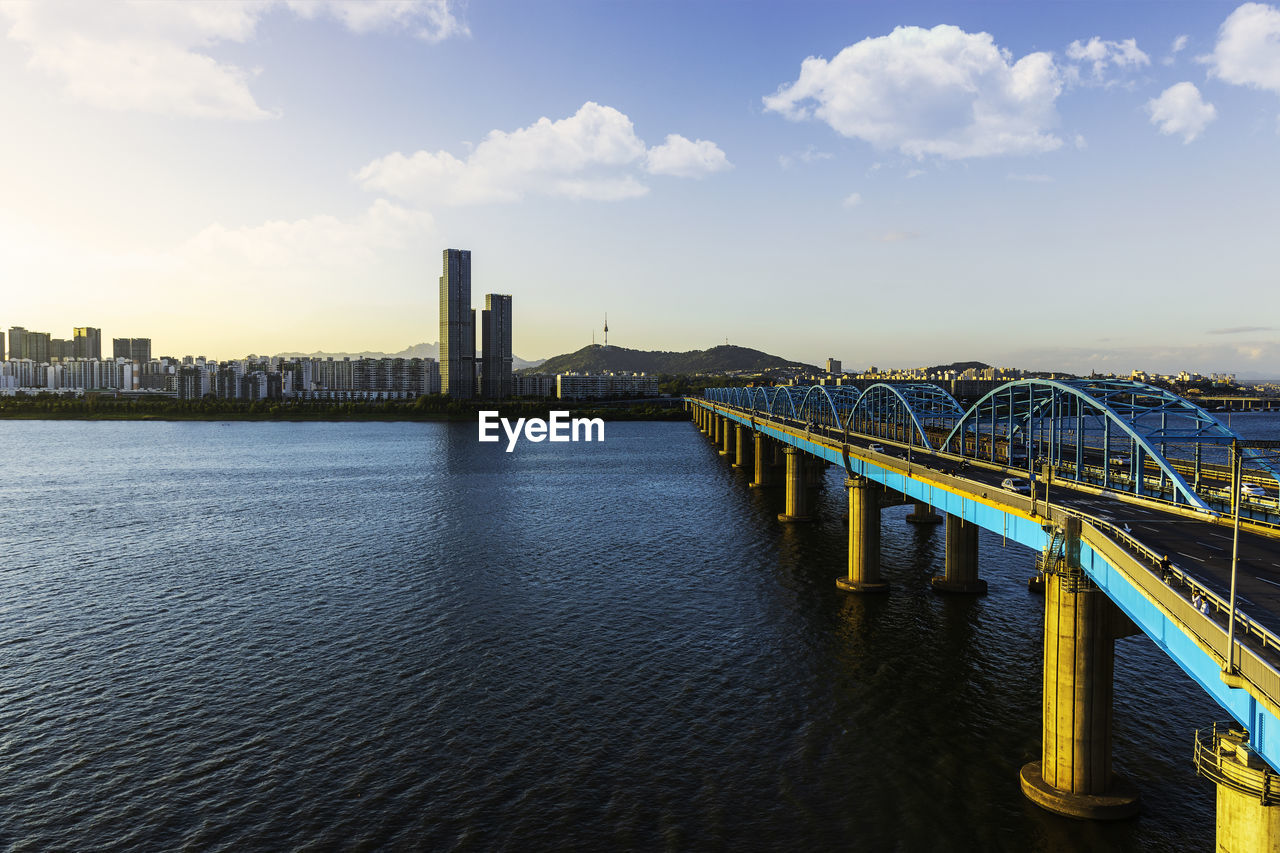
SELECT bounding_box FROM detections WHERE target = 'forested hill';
[528,344,817,375]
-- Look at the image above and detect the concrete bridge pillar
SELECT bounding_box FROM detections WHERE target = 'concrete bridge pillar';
[711,412,720,444]
[720,417,734,456]
[836,477,889,593]
[751,433,779,489]
[931,516,987,594]
[1194,725,1280,853]
[1020,517,1139,820]
[906,501,943,524]
[733,424,752,469]
[777,446,812,523]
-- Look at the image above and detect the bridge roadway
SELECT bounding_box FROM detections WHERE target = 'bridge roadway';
[691,396,1280,838]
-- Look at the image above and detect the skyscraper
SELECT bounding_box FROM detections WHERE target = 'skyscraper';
[481,294,513,399]
[113,337,151,363]
[8,327,27,361]
[73,327,102,360]
[439,249,474,398]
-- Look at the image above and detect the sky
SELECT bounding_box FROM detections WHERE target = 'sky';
[1,0,1279,376]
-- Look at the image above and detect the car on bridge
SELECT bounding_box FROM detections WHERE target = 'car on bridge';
[1001,477,1031,493]
[1241,483,1267,498]
[867,444,885,454]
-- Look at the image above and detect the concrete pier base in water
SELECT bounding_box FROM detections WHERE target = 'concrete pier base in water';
[905,501,943,524]
[732,424,752,469]
[777,446,812,523]
[750,433,779,489]
[1020,518,1138,820]
[836,477,889,593]
[931,515,987,594]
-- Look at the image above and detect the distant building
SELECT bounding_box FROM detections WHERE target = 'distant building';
[481,294,513,399]
[111,337,151,363]
[440,248,475,398]
[73,327,102,360]
[556,372,659,400]
[512,373,556,398]
[826,358,842,375]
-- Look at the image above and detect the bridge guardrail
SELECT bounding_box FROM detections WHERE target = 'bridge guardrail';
[1072,509,1280,713]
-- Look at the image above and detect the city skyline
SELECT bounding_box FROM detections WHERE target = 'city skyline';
[3,2,1279,374]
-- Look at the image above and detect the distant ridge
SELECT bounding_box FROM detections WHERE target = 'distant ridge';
[923,361,990,374]
[526,344,817,375]
[274,342,544,371]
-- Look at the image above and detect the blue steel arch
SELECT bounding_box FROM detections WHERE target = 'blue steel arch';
[941,379,1280,511]
[846,383,965,450]
[795,385,862,431]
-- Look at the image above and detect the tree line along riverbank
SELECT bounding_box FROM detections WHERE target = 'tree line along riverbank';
[0,394,688,422]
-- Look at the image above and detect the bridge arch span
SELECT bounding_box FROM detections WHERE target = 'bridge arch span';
[846,383,965,450]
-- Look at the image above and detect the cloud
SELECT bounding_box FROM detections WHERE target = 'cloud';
[842,192,862,207]
[1204,2,1280,94]
[763,24,1064,159]
[778,146,833,169]
[357,102,729,204]
[1146,82,1217,142]
[285,0,467,42]
[0,0,465,119]
[1209,325,1277,334]
[1064,36,1150,83]
[905,169,925,179]
[645,134,732,177]
[177,199,435,275]
[1007,172,1054,182]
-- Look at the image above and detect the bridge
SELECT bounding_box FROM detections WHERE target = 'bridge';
[687,379,1280,850]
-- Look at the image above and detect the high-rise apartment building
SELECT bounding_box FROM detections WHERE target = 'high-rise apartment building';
[481,294,513,399]
[74,327,102,360]
[113,337,151,363]
[0,330,5,361]
[439,249,474,398]
[8,327,27,361]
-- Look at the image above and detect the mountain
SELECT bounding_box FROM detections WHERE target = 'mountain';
[924,361,990,374]
[274,342,544,370]
[526,344,817,376]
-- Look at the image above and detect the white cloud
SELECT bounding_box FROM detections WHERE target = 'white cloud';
[1007,172,1054,182]
[905,169,925,179]
[1205,2,1280,93]
[645,134,732,177]
[778,145,833,169]
[1172,34,1189,54]
[357,102,729,204]
[178,199,434,275]
[1065,36,1150,83]
[842,192,862,207]
[763,24,1064,159]
[0,0,465,119]
[285,0,466,42]
[1146,82,1217,142]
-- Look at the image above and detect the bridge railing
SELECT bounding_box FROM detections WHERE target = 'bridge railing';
[696,397,1280,533]
[1064,504,1280,712]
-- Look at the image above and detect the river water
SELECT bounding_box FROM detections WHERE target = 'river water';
[1,415,1276,850]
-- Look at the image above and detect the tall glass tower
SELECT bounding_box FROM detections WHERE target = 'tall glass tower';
[439,249,474,398]
[481,294,513,399]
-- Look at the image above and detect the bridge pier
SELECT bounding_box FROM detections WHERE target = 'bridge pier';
[719,417,733,456]
[750,433,779,489]
[836,476,889,593]
[1020,518,1140,820]
[906,500,943,524]
[733,424,752,469]
[931,515,987,594]
[777,446,812,523]
[1194,724,1280,852]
